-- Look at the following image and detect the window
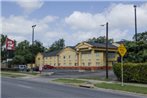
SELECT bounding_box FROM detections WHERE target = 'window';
[58,63,60,66]
[95,53,99,57]
[82,63,85,66]
[38,58,40,60]
[69,55,71,59]
[96,59,99,61]
[108,53,115,58]
[69,63,72,66]
[96,62,100,66]
[63,56,66,59]
[75,63,77,66]
[54,63,56,66]
[88,62,91,66]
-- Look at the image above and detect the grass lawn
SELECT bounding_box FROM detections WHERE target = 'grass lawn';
[1,71,40,78]
[1,72,26,78]
[1,71,39,75]
[53,78,86,84]
[95,83,147,94]
[79,76,111,81]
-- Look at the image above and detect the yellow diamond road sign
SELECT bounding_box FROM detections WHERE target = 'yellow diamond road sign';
[118,44,127,57]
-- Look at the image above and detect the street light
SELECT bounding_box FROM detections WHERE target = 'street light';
[32,25,36,45]
[101,22,109,79]
[134,5,137,42]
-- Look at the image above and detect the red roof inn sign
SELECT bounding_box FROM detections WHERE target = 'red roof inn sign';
[6,38,15,50]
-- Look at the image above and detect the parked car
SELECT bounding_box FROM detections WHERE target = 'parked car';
[32,66,39,71]
[19,65,27,71]
[43,65,54,69]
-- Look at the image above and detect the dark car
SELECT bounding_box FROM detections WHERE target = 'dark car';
[43,65,54,69]
[32,66,39,71]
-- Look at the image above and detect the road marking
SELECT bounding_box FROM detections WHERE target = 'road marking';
[17,84,32,89]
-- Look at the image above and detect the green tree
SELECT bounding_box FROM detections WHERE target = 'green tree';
[133,31,147,42]
[124,31,147,63]
[49,38,65,52]
[12,55,25,65]
[1,34,7,61]
[87,36,114,43]
[29,40,45,63]
[13,40,31,64]
[12,40,45,65]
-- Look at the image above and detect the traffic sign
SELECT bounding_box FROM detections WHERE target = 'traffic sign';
[118,44,127,57]
[118,44,127,86]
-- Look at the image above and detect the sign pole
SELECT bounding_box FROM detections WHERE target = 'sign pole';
[121,56,124,86]
[118,44,127,87]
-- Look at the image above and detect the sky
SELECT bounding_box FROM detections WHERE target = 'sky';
[1,0,147,47]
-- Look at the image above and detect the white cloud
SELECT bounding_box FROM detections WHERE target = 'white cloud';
[65,3,147,42]
[2,15,58,35]
[40,16,58,24]
[16,0,44,13]
[1,15,58,43]
[107,3,147,29]
[65,11,106,30]
[66,4,147,30]
[9,35,26,42]
[2,3,147,47]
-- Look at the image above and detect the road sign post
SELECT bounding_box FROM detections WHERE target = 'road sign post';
[121,57,124,86]
[118,44,127,86]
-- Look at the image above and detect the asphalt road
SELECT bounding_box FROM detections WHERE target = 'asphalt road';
[2,77,146,98]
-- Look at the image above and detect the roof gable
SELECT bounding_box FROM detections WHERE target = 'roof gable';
[58,47,76,55]
[75,42,92,49]
[42,50,61,57]
[88,42,117,49]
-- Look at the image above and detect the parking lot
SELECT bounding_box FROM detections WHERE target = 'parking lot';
[42,69,116,80]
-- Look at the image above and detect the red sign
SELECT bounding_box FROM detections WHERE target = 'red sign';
[6,38,15,50]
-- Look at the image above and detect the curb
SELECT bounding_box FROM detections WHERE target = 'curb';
[79,84,94,88]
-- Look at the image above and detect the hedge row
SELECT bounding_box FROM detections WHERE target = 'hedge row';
[113,63,147,83]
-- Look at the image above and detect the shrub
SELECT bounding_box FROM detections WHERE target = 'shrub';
[113,63,147,83]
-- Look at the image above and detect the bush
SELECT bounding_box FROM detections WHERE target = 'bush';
[113,63,147,83]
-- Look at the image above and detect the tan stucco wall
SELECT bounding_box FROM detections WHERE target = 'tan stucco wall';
[58,47,77,66]
[35,53,44,66]
[35,42,118,67]
[44,56,58,66]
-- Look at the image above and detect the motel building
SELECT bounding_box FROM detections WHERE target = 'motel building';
[35,42,118,70]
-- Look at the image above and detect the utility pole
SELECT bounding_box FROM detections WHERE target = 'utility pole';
[31,25,36,72]
[100,22,109,79]
[134,5,137,42]
[32,25,36,45]
[106,22,109,79]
